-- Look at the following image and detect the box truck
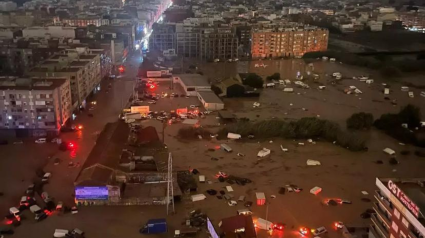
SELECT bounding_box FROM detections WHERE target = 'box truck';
[256,218,273,230]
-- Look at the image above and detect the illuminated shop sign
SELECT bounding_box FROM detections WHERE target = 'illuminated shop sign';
[387,180,420,217]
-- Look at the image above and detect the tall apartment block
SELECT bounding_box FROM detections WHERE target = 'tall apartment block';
[399,12,425,29]
[149,23,238,60]
[0,77,72,137]
[199,27,239,60]
[29,49,102,109]
[372,178,425,238]
[176,24,200,58]
[251,26,328,58]
[149,23,177,53]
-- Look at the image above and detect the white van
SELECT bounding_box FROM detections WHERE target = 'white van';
[199,175,205,183]
[30,205,41,213]
[35,138,46,144]
[53,229,70,238]
[283,88,294,93]
[284,79,291,85]
[409,92,414,98]
[9,207,20,217]
[279,80,285,85]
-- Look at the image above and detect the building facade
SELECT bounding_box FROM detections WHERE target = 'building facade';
[199,27,239,61]
[0,77,72,137]
[372,178,425,238]
[150,23,238,60]
[29,49,102,109]
[251,26,328,58]
[399,12,425,30]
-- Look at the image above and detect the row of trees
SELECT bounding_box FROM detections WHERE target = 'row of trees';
[346,105,425,147]
[303,51,425,78]
[219,117,367,151]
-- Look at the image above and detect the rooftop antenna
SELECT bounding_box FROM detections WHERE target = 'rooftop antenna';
[166,152,174,215]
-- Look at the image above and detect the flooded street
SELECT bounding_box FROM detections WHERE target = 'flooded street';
[195,59,374,84]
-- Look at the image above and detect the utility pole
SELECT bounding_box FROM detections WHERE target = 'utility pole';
[166,152,174,215]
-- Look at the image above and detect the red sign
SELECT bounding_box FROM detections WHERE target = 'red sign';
[388,180,420,217]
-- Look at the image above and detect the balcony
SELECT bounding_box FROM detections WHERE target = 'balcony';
[370,225,386,238]
[371,214,390,238]
[373,203,391,227]
[374,191,393,211]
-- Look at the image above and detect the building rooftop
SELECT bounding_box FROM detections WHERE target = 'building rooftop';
[70,61,89,67]
[177,74,210,87]
[220,215,256,238]
[79,54,97,59]
[197,90,223,104]
[0,77,68,90]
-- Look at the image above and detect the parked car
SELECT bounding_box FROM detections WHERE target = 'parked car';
[42,173,51,183]
[311,226,327,236]
[26,184,35,195]
[53,229,69,238]
[0,226,14,235]
[41,192,51,203]
[35,138,46,144]
[66,228,85,238]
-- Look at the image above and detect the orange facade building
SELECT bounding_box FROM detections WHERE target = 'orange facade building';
[251,27,328,58]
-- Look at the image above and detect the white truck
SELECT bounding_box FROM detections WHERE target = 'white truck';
[256,218,273,230]
[125,113,142,122]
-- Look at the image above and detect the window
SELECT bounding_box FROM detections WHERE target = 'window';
[400,231,406,238]
[401,217,409,228]
[394,209,400,219]
[391,221,399,232]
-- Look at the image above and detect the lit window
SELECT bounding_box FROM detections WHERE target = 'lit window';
[391,221,398,232]
[401,217,409,228]
[393,209,400,219]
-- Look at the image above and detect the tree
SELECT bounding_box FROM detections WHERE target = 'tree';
[346,112,374,130]
[398,104,421,128]
[266,73,280,81]
[242,73,263,88]
[211,85,222,96]
[226,84,245,98]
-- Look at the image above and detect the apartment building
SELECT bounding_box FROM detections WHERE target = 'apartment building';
[150,23,238,60]
[235,25,252,57]
[149,23,177,52]
[176,24,200,58]
[0,77,72,137]
[60,15,109,27]
[23,26,76,38]
[0,11,41,27]
[399,12,425,30]
[199,27,239,60]
[251,26,328,58]
[29,50,102,108]
[372,178,425,238]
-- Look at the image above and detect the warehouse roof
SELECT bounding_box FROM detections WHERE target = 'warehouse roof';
[197,90,223,104]
[177,74,210,87]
